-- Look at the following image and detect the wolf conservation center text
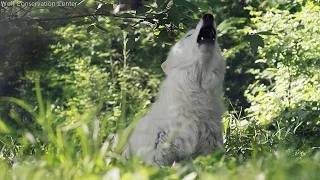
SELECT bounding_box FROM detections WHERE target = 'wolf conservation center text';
[1,1,77,8]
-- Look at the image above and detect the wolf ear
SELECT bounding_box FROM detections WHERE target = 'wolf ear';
[161,61,168,75]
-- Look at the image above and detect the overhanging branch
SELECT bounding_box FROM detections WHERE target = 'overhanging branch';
[0,13,151,24]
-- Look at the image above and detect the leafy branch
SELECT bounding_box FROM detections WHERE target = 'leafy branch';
[0,13,152,24]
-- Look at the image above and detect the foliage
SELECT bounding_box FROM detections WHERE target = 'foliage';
[244,1,320,153]
[0,0,319,179]
[1,85,320,179]
[43,23,162,127]
[0,25,53,96]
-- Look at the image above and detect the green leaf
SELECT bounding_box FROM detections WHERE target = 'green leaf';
[0,120,12,134]
[136,6,150,15]
[289,4,302,14]
[0,97,38,119]
[48,7,62,13]
[155,13,166,20]
[27,19,36,26]
[118,13,134,18]
[243,34,265,53]
[158,29,168,41]
[95,24,108,33]
[27,27,39,40]
[127,35,135,49]
[173,0,198,12]
[156,0,166,7]
[182,17,198,27]
[296,25,305,30]
[146,13,156,20]
[217,18,246,32]
[87,24,95,33]
[168,4,180,26]
[185,1,199,12]
[173,0,187,6]
[38,22,51,31]
[119,24,128,29]
[96,3,113,14]
[163,0,172,8]
[257,31,277,35]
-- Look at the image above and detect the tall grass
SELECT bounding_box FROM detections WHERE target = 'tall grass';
[1,81,320,179]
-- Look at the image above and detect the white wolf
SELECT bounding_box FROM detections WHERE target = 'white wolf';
[123,14,225,166]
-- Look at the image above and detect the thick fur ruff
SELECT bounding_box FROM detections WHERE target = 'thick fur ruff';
[123,16,225,166]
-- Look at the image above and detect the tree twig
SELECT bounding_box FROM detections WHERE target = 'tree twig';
[20,0,38,19]
[0,13,151,23]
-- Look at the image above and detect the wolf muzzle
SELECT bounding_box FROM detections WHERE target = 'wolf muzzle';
[197,14,216,45]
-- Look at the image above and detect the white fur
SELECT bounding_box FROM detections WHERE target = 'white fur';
[123,17,225,166]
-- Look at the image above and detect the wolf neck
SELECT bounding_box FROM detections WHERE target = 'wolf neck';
[168,53,223,92]
[156,59,224,121]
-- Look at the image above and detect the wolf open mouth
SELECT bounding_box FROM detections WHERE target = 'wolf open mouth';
[197,25,216,45]
[197,14,216,45]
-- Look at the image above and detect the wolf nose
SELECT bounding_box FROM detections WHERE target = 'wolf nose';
[203,14,213,20]
[202,14,214,26]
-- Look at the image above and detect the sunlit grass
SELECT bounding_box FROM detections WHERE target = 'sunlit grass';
[0,80,319,180]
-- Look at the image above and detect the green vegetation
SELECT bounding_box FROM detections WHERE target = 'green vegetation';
[0,0,319,179]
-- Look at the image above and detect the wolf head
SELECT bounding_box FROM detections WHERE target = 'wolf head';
[161,14,222,76]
